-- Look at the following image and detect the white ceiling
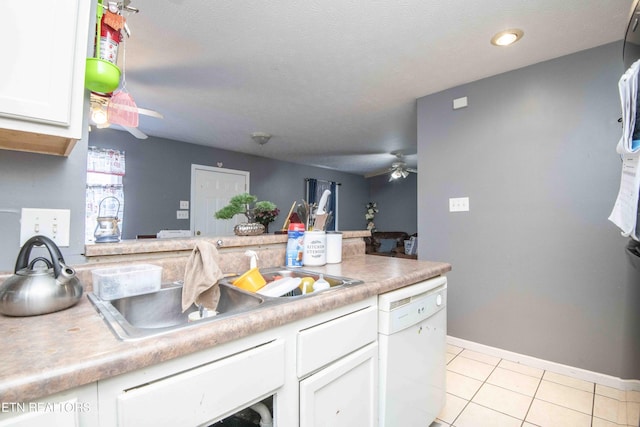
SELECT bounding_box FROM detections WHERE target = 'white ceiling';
[110,0,631,176]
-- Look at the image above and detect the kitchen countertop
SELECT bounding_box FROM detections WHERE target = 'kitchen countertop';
[0,255,450,403]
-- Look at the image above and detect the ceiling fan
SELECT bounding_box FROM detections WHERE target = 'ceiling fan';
[366,152,418,181]
[89,91,163,139]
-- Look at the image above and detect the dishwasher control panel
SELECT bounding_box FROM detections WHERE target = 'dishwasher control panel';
[378,276,447,335]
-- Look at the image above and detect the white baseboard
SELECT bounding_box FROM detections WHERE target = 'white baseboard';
[447,336,640,392]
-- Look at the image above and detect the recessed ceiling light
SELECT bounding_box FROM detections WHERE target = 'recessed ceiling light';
[491,29,524,46]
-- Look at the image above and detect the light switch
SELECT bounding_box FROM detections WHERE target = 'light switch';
[20,208,71,247]
[453,97,468,110]
[177,210,189,220]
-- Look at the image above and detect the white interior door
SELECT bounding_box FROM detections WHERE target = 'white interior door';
[191,165,249,237]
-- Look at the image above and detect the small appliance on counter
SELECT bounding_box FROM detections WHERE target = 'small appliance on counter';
[0,235,83,316]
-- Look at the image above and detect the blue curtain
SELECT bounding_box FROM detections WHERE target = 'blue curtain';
[306,179,339,231]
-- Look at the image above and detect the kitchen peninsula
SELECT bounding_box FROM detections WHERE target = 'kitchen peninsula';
[0,231,450,426]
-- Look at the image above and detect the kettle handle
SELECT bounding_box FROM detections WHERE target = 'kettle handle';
[14,235,65,279]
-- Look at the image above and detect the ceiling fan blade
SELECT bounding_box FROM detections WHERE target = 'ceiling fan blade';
[137,107,164,119]
[364,167,392,178]
[122,126,148,139]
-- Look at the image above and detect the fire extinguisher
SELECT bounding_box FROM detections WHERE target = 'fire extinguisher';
[94,1,125,65]
[99,13,121,64]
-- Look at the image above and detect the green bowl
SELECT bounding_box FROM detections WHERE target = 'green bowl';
[85,58,121,93]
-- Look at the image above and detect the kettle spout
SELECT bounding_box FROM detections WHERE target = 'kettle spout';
[56,260,77,285]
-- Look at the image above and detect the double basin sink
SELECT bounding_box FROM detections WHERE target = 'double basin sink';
[88,267,363,340]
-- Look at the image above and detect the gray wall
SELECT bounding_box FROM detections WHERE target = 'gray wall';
[367,173,417,234]
[417,42,639,379]
[88,129,369,239]
[0,135,89,271]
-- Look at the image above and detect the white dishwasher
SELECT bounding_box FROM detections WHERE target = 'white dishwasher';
[378,275,447,427]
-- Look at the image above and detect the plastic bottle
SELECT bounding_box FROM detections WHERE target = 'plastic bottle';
[286,223,305,267]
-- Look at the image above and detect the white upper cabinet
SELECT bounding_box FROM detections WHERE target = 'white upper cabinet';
[0,0,92,156]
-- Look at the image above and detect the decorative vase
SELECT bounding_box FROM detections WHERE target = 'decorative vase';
[234,222,265,236]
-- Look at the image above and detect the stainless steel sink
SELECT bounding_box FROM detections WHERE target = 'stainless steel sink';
[89,267,363,340]
[88,282,264,340]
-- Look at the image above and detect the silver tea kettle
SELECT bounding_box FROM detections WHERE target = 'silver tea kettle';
[0,235,83,316]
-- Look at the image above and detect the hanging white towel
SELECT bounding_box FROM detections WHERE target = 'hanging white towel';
[616,59,640,155]
[609,59,640,240]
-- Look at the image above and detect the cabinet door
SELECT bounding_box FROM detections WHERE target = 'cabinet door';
[0,0,79,126]
[297,305,377,378]
[300,343,378,427]
[115,339,285,427]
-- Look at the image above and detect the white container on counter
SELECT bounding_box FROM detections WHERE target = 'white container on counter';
[303,231,326,266]
[92,264,162,300]
[326,231,343,264]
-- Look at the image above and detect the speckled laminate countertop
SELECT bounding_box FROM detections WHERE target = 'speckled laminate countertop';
[0,253,450,403]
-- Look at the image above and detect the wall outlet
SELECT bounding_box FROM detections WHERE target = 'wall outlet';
[449,197,470,212]
[20,208,71,247]
[180,200,189,209]
[177,210,189,220]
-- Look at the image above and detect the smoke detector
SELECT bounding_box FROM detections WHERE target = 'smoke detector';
[251,132,272,145]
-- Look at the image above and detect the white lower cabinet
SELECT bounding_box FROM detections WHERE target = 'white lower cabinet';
[300,343,378,427]
[98,339,285,427]
[297,303,379,427]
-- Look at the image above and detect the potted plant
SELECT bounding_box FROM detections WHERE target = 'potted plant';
[215,193,277,235]
[254,204,280,233]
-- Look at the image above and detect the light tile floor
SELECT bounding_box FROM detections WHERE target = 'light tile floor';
[432,344,640,427]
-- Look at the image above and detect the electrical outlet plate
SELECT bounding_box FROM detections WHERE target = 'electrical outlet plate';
[180,200,189,209]
[177,210,189,220]
[449,197,469,212]
[20,208,71,247]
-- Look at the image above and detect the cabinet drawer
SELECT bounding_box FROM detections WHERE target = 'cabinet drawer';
[116,339,285,427]
[297,305,377,378]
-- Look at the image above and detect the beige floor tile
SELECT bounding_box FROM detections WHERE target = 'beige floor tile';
[447,344,463,355]
[522,423,538,427]
[472,383,533,420]
[543,371,594,393]
[591,417,624,427]
[446,370,483,400]
[596,384,626,401]
[535,379,594,415]
[628,401,640,426]
[446,352,456,364]
[627,390,640,403]
[498,359,544,379]
[447,356,495,382]
[437,393,468,424]
[431,420,450,427]
[594,394,626,424]
[453,402,522,427]
[459,349,501,366]
[487,366,541,397]
[526,399,592,427]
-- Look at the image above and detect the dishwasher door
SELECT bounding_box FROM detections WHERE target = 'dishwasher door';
[378,278,447,427]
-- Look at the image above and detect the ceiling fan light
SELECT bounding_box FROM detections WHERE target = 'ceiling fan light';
[91,105,108,125]
[401,169,409,178]
[390,169,402,180]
